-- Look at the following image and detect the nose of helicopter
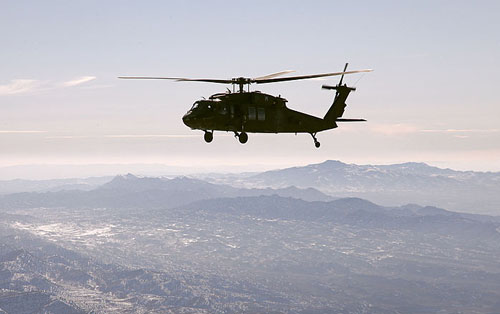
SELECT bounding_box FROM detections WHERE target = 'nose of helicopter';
[182,112,192,127]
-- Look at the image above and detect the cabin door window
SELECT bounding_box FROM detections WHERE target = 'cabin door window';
[257,108,265,121]
[248,106,256,120]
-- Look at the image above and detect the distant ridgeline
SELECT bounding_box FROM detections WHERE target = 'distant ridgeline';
[0,160,499,215]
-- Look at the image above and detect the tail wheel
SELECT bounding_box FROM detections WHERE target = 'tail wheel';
[239,132,248,144]
[204,131,213,143]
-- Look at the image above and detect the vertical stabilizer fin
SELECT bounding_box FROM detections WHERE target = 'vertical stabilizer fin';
[322,63,356,123]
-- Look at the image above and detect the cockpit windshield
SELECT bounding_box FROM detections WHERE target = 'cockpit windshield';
[191,102,199,110]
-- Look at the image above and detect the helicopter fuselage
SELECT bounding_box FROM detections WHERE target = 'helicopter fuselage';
[119,62,370,147]
[182,91,336,134]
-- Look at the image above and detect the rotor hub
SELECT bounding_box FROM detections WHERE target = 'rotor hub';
[231,77,252,93]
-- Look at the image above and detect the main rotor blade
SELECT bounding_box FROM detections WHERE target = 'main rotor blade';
[119,68,373,85]
[254,69,373,84]
[118,76,185,80]
[176,78,233,84]
[118,76,233,84]
[252,70,295,81]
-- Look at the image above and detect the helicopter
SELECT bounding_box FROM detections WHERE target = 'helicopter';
[119,63,372,148]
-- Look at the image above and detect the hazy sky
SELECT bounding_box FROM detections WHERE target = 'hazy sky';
[1,0,500,177]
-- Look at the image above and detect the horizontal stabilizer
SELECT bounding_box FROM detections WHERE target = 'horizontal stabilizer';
[322,85,356,91]
[335,118,366,122]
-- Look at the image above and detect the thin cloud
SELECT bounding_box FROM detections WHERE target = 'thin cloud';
[0,130,47,134]
[371,124,500,136]
[44,135,92,139]
[45,134,201,139]
[371,123,418,135]
[1,76,99,96]
[62,76,96,87]
[104,134,200,138]
[0,79,41,95]
[420,128,500,133]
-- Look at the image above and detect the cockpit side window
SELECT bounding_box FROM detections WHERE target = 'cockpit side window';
[218,104,228,115]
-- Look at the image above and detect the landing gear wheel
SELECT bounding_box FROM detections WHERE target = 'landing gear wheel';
[310,133,320,148]
[238,132,248,144]
[204,131,213,143]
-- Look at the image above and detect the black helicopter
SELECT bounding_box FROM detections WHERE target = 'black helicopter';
[119,63,372,148]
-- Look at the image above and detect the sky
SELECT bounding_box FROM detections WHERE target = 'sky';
[1,1,500,178]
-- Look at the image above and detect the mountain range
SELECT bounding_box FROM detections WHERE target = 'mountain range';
[206,160,500,215]
[2,161,500,312]
[2,160,499,215]
[0,174,332,210]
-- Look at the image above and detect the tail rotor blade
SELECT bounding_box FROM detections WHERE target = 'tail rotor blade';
[338,63,349,86]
